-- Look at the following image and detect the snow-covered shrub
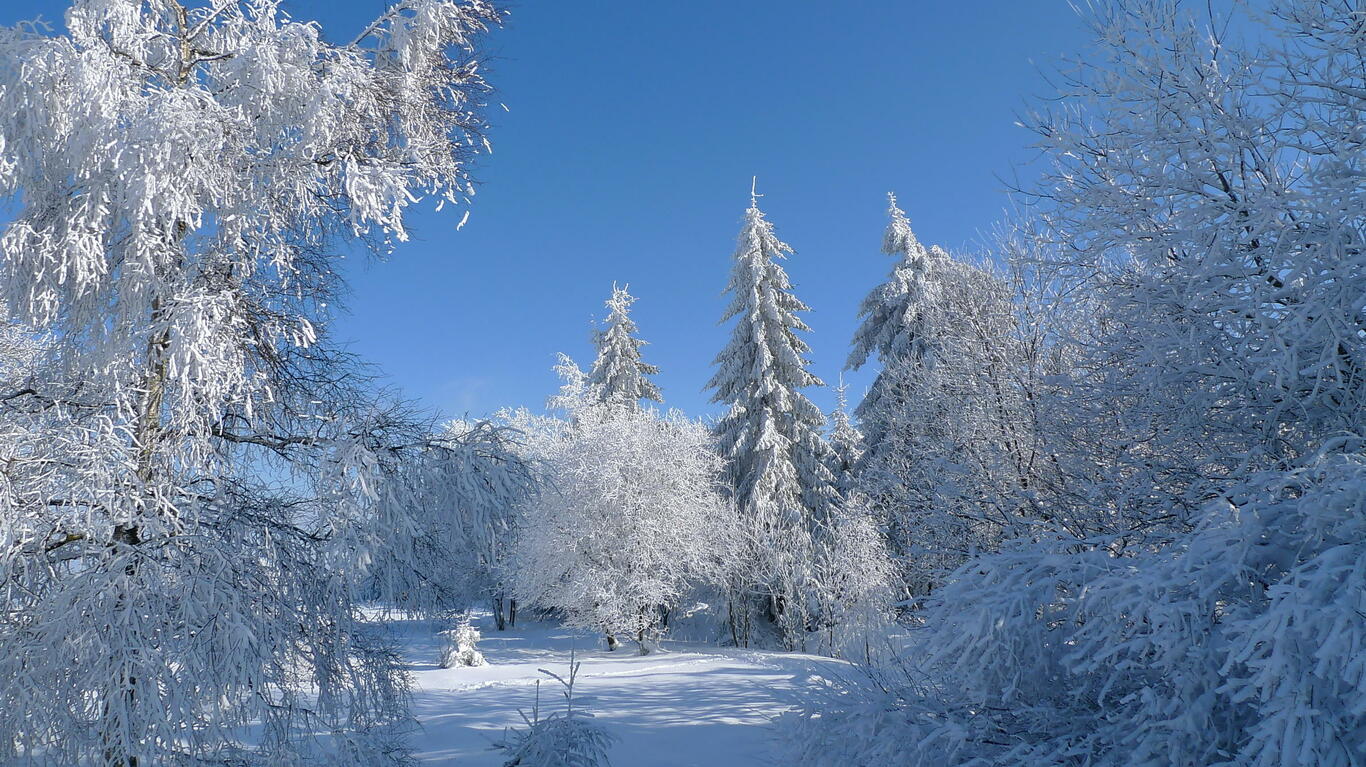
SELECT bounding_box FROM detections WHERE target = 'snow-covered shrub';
[786,454,1366,767]
[497,655,617,767]
[438,613,486,668]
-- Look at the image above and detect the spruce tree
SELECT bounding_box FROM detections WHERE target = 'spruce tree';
[827,377,864,494]
[708,187,837,644]
[586,284,662,408]
[846,193,945,465]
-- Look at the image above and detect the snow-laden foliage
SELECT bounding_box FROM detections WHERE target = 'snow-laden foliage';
[787,455,1366,767]
[366,418,537,616]
[808,499,895,659]
[825,378,862,494]
[586,283,662,408]
[843,196,1055,594]
[508,357,737,653]
[856,250,1064,594]
[438,613,486,668]
[846,194,945,463]
[497,657,617,767]
[707,193,839,647]
[1030,0,1366,486]
[793,1,1366,764]
[0,1,500,763]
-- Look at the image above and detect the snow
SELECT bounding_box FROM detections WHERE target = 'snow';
[391,614,846,766]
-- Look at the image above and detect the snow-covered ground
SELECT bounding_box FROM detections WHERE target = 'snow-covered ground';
[389,614,847,766]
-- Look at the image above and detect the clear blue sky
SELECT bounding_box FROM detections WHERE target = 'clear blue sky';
[4,1,1094,420]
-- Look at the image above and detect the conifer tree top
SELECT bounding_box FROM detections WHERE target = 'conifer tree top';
[708,198,824,403]
[587,283,662,408]
[708,189,836,528]
[828,376,862,457]
[847,192,944,371]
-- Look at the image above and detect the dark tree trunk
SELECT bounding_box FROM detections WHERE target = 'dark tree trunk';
[492,595,506,631]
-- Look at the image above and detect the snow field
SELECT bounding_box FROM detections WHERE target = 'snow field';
[395,615,848,766]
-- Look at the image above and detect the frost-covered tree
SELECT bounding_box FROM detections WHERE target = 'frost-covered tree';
[707,190,838,646]
[854,252,1054,594]
[586,283,662,408]
[809,502,894,659]
[790,2,1366,764]
[0,1,500,763]
[846,194,946,463]
[825,377,862,494]
[509,357,736,653]
[365,418,537,620]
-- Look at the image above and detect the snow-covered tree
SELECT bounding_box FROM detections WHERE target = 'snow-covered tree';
[586,283,662,408]
[790,2,1366,764]
[509,357,736,653]
[846,194,946,463]
[365,418,537,620]
[0,1,500,763]
[825,377,862,494]
[853,252,1052,594]
[496,656,617,767]
[707,191,838,646]
[809,502,894,659]
[437,612,486,668]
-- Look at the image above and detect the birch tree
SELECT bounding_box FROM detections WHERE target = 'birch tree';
[0,1,500,763]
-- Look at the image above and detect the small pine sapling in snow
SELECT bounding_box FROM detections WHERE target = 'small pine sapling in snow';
[496,652,616,767]
[438,612,486,668]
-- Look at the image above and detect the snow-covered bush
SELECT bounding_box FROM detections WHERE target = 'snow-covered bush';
[438,613,487,668]
[497,656,617,767]
[786,454,1366,767]
[506,357,737,653]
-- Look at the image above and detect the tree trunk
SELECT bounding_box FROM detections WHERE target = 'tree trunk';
[508,598,517,628]
[101,288,176,767]
[492,595,506,631]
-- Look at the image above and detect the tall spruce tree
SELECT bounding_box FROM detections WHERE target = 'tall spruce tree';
[586,284,662,408]
[708,187,837,644]
[846,193,946,465]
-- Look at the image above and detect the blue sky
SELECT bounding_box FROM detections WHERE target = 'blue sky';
[4,1,1095,420]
